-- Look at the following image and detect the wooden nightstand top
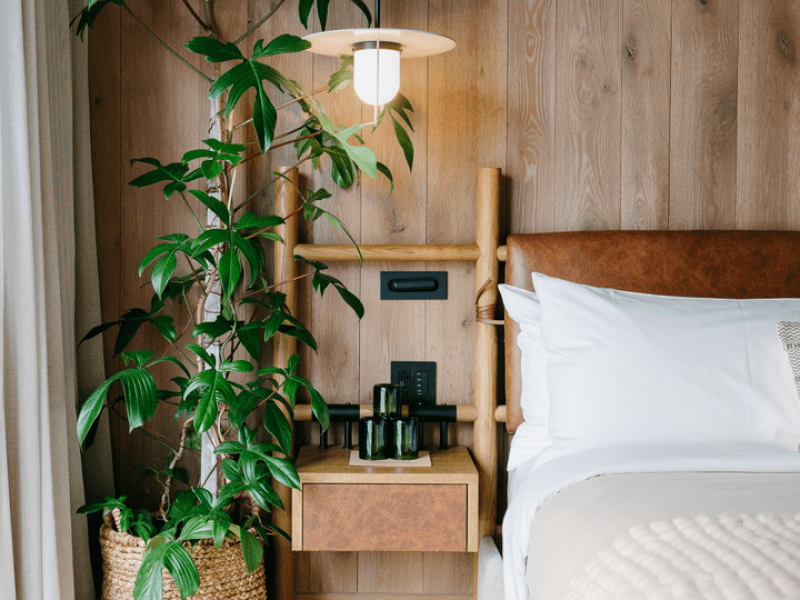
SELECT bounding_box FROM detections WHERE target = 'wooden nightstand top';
[295,445,479,485]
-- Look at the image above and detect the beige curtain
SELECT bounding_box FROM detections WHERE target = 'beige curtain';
[1,0,114,599]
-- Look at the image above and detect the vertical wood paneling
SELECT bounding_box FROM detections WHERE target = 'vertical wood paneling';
[507,0,557,234]
[554,0,623,232]
[88,0,121,493]
[669,0,739,229]
[117,0,209,510]
[426,0,507,450]
[89,1,800,598]
[620,0,671,230]
[300,1,365,590]
[736,1,800,230]
[357,0,429,409]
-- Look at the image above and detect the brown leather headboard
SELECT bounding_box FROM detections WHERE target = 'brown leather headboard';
[504,230,800,433]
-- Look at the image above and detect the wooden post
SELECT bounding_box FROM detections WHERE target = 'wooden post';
[273,166,299,600]
[474,167,500,540]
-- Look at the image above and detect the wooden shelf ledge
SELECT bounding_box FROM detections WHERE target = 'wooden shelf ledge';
[293,243,481,262]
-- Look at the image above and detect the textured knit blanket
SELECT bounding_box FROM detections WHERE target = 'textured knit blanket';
[565,513,800,600]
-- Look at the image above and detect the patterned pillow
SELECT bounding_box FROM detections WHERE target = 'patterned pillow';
[777,321,800,399]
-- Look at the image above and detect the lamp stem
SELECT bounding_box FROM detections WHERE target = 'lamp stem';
[374,0,380,28]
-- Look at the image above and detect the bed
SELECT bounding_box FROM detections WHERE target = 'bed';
[496,231,800,600]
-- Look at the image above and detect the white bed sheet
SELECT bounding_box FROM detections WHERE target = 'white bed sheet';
[502,442,800,600]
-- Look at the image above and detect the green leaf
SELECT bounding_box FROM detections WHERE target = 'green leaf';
[114,308,149,356]
[192,228,229,257]
[121,349,154,369]
[392,115,414,171]
[214,441,246,455]
[278,324,318,352]
[77,377,115,444]
[253,452,300,489]
[221,458,241,482]
[246,479,283,511]
[185,36,244,62]
[188,190,231,226]
[178,516,215,541]
[263,402,292,456]
[78,320,119,347]
[186,344,216,369]
[201,159,224,181]
[317,0,331,30]
[231,232,264,287]
[133,552,164,600]
[348,0,372,26]
[328,57,354,93]
[317,113,378,179]
[189,371,219,434]
[237,323,262,361]
[129,158,192,199]
[309,386,330,431]
[234,213,284,232]
[334,283,365,319]
[120,369,159,430]
[149,316,178,344]
[220,360,254,373]
[211,519,230,549]
[254,34,311,58]
[215,482,245,510]
[218,247,242,299]
[209,56,291,153]
[298,0,313,27]
[376,162,394,195]
[71,0,122,41]
[239,528,263,573]
[151,252,178,299]
[228,391,260,430]
[192,316,232,340]
[148,355,190,378]
[181,148,215,163]
[138,243,174,276]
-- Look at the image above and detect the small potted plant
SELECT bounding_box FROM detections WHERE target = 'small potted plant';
[72,1,414,599]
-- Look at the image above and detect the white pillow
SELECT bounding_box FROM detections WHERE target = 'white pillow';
[498,284,551,470]
[532,272,800,467]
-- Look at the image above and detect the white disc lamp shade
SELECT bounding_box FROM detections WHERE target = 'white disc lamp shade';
[304,29,456,106]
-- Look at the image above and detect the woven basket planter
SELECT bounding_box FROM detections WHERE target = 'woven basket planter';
[99,521,266,600]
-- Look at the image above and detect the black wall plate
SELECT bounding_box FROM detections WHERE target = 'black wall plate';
[380,271,447,300]
[391,361,436,407]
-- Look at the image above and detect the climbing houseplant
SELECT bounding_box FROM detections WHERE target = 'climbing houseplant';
[73,1,414,599]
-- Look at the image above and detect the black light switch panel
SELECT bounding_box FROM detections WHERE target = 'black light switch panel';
[391,361,436,407]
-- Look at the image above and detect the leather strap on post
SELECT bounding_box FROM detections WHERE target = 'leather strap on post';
[475,278,504,326]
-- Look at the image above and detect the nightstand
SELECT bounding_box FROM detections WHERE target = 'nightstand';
[291,446,479,552]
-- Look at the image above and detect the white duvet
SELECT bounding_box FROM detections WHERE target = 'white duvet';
[503,443,800,600]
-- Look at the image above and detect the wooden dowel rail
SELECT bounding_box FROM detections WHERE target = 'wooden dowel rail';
[474,167,500,539]
[293,404,480,422]
[294,243,481,262]
[495,405,507,423]
[272,167,299,600]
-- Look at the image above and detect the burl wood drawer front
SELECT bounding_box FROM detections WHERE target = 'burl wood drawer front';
[302,483,467,552]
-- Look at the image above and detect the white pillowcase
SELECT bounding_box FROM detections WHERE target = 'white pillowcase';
[498,284,552,470]
[532,272,800,467]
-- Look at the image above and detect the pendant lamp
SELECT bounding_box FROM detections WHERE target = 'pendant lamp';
[303,0,455,106]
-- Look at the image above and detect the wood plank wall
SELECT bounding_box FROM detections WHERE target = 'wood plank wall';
[87,1,800,598]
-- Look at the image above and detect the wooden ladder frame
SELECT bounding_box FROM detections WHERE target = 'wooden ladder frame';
[271,167,504,599]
